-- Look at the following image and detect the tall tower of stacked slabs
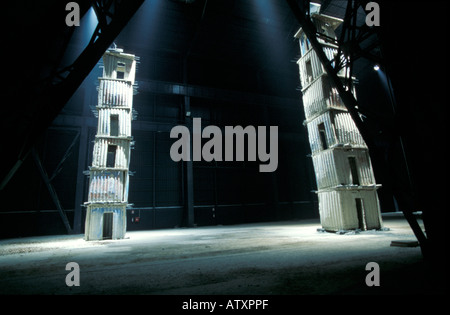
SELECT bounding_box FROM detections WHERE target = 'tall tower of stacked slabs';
[84,47,137,240]
[295,4,382,232]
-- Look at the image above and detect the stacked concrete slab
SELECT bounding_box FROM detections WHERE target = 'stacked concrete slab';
[84,47,137,240]
[295,4,382,232]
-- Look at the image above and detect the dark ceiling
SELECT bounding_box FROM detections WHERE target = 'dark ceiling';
[120,0,298,63]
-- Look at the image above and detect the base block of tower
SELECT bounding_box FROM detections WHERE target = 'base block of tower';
[318,188,382,232]
[85,204,127,241]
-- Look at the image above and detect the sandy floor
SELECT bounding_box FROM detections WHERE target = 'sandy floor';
[0,214,442,295]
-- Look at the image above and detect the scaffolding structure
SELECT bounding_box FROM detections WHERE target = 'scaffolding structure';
[84,47,137,240]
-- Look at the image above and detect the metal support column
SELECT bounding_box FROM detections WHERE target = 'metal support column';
[73,125,88,234]
[184,95,195,227]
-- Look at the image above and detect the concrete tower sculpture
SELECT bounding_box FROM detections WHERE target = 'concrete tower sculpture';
[295,4,382,232]
[84,47,137,240]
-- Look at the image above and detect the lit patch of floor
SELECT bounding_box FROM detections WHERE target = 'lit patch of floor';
[0,215,439,295]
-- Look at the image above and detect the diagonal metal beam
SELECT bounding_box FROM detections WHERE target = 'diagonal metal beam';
[1,0,144,191]
[32,148,73,234]
[49,132,80,182]
[287,0,370,147]
[326,0,382,89]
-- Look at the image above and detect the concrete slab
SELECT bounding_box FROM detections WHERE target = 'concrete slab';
[0,215,441,295]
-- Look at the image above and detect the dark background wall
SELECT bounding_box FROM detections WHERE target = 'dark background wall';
[0,45,318,239]
[0,0,409,239]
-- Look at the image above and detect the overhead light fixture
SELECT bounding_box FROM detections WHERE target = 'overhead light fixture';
[373,64,380,71]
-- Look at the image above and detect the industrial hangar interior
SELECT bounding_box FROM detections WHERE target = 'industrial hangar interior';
[0,0,446,297]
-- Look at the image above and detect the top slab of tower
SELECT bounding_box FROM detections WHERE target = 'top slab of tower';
[293,2,343,39]
[102,47,137,84]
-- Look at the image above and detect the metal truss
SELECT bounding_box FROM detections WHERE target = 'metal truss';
[50,0,144,86]
[330,0,382,90]
[1,0,144,193]
[287,0,370,149]
[299,0,383,92]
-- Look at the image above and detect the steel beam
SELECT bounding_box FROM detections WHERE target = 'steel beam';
[287,0,372,153]
[73,125,89,234]
[32,148,73,234]
[49,132,80,182]
[1,0,144,191]
[183,96,195,228]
